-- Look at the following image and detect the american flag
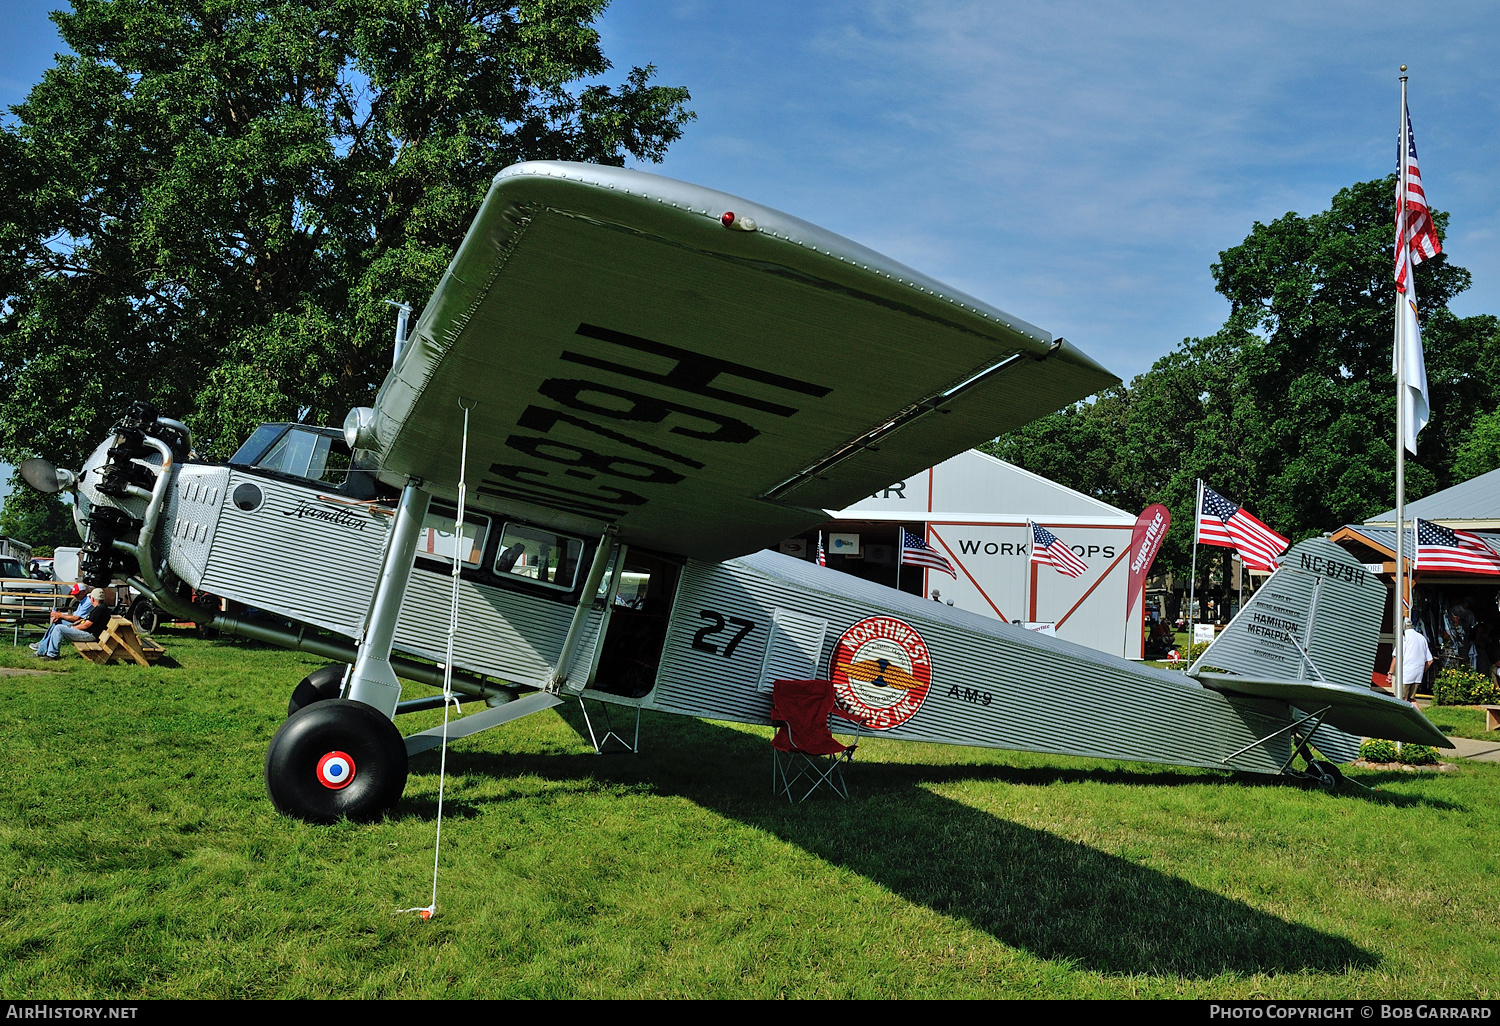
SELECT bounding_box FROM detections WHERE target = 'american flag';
[817,535,827,567]
[1196,484,1288,573]
[1029,521,1088,578]
[1394,97,1434,454]
[901,529,955,578]
[1415,519,1500,575]
[1395,101,1441,294]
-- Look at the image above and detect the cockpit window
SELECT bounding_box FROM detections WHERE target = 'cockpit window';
[229,423,287,467]
[257,428,332,480]
[229,421,382,500]
[231,425,354,484]
[319,446,352,484]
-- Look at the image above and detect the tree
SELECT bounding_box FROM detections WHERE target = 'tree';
[0,483,77,552]
[1451,404,1500,481]
[988,176,1499,582]
[0,0,694,466]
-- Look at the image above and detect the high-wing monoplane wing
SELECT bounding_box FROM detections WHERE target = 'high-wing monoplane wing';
[367,161,1118,562]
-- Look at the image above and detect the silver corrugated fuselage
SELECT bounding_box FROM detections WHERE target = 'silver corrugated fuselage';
[140,456,1299,774]
[140,460,602,693]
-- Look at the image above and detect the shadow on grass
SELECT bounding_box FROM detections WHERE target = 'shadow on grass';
[407,708,1380,977]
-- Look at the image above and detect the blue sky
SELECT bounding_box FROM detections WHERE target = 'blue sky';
[2,1,1498,506]
[591,1,1500,382]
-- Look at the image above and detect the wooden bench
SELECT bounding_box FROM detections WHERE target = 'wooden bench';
[0,587,67,624]
[72,616,165,667]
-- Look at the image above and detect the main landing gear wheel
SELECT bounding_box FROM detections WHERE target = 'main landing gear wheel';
[129,597,160,636]
[265,700,408,824]
[287,664,350,716]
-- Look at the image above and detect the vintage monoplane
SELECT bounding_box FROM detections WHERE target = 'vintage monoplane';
[22,161,1447,821]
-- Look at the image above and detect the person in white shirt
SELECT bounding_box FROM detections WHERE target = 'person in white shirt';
[1388,618,1433,703]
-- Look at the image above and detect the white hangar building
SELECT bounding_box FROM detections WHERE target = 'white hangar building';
[788,449,1143,658]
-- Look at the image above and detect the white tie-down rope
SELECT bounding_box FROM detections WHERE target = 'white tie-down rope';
[401,399,472,921]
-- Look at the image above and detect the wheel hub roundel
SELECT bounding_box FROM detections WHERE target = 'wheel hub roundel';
[315,751,356,790]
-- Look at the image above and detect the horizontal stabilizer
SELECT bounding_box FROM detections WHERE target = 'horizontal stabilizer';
[1194,671,1449,748]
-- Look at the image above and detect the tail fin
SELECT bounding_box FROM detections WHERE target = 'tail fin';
[1190,537,1383,689]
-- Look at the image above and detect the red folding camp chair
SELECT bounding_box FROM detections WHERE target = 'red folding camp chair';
[770,679,863,802]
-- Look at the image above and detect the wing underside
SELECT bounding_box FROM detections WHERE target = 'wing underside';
[368,162,1118,562]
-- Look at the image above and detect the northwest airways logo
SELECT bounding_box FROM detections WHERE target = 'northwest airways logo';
[829,616,932,730]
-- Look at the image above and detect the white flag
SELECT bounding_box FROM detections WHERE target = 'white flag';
[1395,277,1430,455]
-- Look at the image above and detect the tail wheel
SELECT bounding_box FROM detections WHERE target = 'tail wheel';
[287,664,350,717]
[265,700,408,824]
[1309,760,1344,792]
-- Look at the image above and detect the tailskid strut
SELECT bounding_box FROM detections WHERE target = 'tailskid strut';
[578,698,641,754]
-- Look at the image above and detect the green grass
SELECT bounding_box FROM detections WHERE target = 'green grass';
[1,628,1498,998]
[1423,705,1499,741]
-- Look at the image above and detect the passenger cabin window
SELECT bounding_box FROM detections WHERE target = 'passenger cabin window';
[495,524,583,591]
[418,508,490,568]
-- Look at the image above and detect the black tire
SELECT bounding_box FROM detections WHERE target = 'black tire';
[265,699,408,824]
[129,597,160,636]
[287,664,349,716]
[1310,760,1344,791]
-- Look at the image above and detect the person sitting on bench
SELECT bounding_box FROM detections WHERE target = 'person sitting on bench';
[33,588,109,660]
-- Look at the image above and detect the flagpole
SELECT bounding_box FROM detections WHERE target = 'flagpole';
[1024,520,1037,622]
[895,528,902,594]
[1187,479,1202,665]
[1394,67,1408,702]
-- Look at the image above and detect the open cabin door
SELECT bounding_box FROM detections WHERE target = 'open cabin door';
[586,548,682,699]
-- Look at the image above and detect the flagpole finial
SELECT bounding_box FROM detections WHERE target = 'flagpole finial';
[1400,65,1407,72]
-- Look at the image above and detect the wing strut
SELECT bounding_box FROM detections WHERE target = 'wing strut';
[348,482,433,718]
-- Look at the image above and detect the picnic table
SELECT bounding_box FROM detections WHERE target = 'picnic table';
[72,616,166,667]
